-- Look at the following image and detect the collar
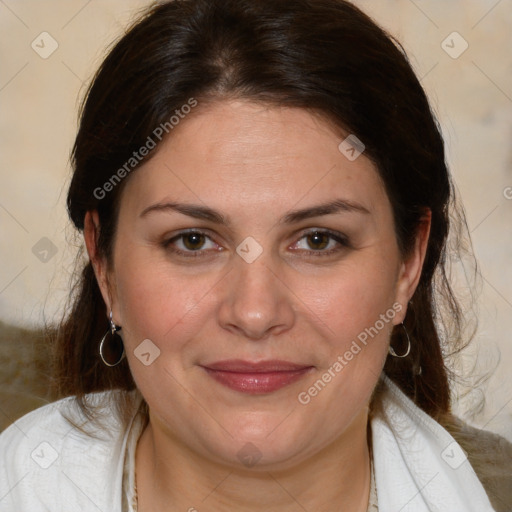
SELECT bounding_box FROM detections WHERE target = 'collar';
[371,374,495,511]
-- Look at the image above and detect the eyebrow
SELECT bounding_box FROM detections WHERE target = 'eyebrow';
[139,198,370,225]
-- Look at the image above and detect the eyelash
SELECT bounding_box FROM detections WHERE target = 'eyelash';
[161,229,351,259]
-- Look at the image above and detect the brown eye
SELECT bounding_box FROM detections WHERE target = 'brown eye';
[306,231,330,250]
[182,232,206,250]
[290,229,350,256]
[162,230,221,258]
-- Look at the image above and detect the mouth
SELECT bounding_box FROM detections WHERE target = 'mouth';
[200,359,315,394]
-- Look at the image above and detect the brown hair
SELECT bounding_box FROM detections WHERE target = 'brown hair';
[55,0,474,423]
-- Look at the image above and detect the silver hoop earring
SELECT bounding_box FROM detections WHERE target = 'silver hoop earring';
[99,310,125,367]
[389,323,411,358]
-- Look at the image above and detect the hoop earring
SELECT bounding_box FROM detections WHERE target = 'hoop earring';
[99,310,125,367]
[388,323,411,358]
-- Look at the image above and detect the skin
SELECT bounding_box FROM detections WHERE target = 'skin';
[84,100,430,511]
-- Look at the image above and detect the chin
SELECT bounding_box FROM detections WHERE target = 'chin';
[203,419,310,471]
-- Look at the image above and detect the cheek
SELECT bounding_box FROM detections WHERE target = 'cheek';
[296,251,399,415]
[303,255,399,341]
[113,240,400,348]
[112,248,215,349]
[294,260,398,418]
[112,251,223,399]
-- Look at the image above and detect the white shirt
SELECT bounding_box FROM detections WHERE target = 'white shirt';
[0,375,496,511]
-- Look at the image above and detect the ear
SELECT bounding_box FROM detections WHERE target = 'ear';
[84,210,112,315]
[393,209,431,324]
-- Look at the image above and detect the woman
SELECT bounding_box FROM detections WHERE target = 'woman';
[0,0,510,510]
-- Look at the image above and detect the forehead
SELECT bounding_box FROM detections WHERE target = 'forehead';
[119,100,389,219]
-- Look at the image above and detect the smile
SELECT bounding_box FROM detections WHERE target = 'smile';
[201,360,314,394]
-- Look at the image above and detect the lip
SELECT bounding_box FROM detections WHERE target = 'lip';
[201,359,314,394]
[202,359,312,372]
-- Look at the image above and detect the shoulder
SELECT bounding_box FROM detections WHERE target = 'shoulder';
[372,375,512,512]
[441,415,512,512]
[0,395,80,477]
[0,390,140,511]
[0,390,123,459]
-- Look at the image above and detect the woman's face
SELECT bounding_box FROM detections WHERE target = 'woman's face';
[88,100,427,470]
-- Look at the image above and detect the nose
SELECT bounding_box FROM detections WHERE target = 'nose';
[217,253,296,340]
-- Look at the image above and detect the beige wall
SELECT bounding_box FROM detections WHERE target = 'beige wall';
[1,1,511,440]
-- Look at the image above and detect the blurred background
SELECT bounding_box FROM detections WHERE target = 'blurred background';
[0,0,511,439]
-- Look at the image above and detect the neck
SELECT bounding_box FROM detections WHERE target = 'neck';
[135,408,372,512]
